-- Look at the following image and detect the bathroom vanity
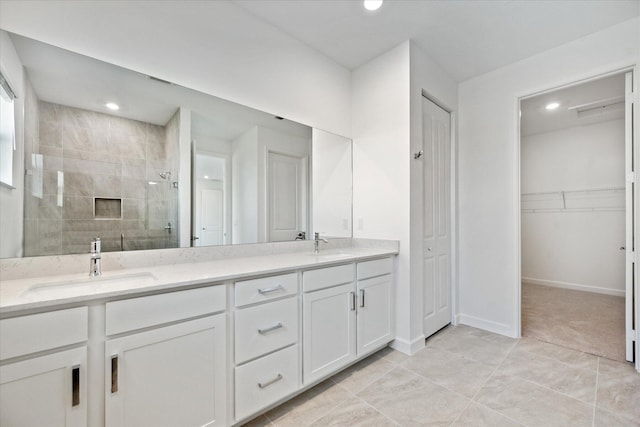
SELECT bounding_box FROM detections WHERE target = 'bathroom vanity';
[0,242,397,427]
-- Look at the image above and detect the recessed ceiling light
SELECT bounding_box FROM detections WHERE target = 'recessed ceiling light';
[204,175,209,179]
[105,102,120,111]
[545,102,560,111]
[364,0,383,11]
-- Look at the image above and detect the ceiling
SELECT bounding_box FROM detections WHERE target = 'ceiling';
[521,73,626,136]
[10,33,311,141]
[234,0,640,81]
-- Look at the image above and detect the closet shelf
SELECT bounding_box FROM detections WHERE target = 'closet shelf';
[521,187,624,213]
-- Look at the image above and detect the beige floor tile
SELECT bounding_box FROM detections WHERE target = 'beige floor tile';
[309,396,397,426]
[498,344,597,403]
[402,346,495,397]
[594,408,640,427]
[475,373,594,427]
[452,402,521,427]
[266,379,350,427]
[596,358,640,423]
[449,324,517,347]
[240,414,273,427]
[330,353,395,394]
[516,337,598,371]
[375,346,410,365]
[361,376,469,426]
[357,366,433,406]
[426,325,515,366]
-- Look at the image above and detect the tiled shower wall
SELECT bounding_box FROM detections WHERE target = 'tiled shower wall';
[24,100,179,256]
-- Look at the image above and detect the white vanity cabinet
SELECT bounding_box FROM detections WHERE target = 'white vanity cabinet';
[233,273,300,422]
[302,258,394,385]
[302,264,357,384]
[356,258,394,355]
[104,286,227,427]
[0,307,88,427]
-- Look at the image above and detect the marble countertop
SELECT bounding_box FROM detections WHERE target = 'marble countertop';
[0,247,397,314]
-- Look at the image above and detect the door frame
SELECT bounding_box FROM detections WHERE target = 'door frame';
[192,149,231,246]
[515,66,639,371]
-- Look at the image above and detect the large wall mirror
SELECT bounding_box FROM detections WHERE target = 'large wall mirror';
[1,31,352,258]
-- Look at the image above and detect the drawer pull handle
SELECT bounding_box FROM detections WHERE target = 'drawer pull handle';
[360,289,365,308]
[111,355,118,394]
[258,323,283,335]
[258,373,283,389]
[71,365,80,407]
[258,285,284,295]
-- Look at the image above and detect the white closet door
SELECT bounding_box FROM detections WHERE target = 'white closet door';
[268,152,304,242]
[422,96,453,338]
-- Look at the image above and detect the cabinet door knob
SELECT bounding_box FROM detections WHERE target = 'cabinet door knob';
[71,365,80,407]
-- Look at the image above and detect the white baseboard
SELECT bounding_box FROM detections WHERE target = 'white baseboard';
[390,334,426,355]
[522,277,624,297]
[456,314,514,338]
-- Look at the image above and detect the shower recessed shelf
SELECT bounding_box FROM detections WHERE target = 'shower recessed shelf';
[94,198,122,219]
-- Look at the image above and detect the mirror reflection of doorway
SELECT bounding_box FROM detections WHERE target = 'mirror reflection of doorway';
[194,152,229,246]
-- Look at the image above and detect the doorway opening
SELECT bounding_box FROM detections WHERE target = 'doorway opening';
[519,70,635,364]
[193,152,230,246]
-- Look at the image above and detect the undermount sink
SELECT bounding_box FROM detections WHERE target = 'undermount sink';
[23,272,158,296]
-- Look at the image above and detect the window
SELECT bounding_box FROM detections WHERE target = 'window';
[0,72,16,187]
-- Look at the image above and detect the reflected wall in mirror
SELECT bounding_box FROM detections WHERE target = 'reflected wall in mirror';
[0,31,353,258]
[312,129,352,238]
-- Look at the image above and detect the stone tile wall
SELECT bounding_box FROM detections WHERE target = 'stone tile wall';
[24,101,179,256]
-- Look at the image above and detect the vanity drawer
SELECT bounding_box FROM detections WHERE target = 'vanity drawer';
[0,307,88,360]
[303,264,354,292]
[235,345,299,421]
[106,285,225,336]
[235,273,297,308]
[235,297,298,364]
[357,257,393,280]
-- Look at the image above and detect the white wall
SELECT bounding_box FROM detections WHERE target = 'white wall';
[458,18,640,337]
[521,119,625,295]
[0,31,25,258]
[352,40,457,354]
[312,129,352,238]
[522,120,625,193]
[0,1,351,137]
[352,41,411,350]
[232,127,258,244]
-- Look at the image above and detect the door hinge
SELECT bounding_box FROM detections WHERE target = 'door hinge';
[629,251,637,263]
[628,329,636,342]
[627,172,636,183]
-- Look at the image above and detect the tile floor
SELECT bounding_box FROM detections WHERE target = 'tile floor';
[242,325,640,427]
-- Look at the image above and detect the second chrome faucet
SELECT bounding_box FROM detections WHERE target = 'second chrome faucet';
[90,237,101,277]
[314,232,328,254]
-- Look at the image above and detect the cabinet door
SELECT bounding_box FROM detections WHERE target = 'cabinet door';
[105,315,226,427]
[303,283,356,385]
[0,347,87,427]
[357,274,393,356]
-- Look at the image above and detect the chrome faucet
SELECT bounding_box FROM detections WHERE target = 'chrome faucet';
[90,237,101,277]
[314,232,328,254]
